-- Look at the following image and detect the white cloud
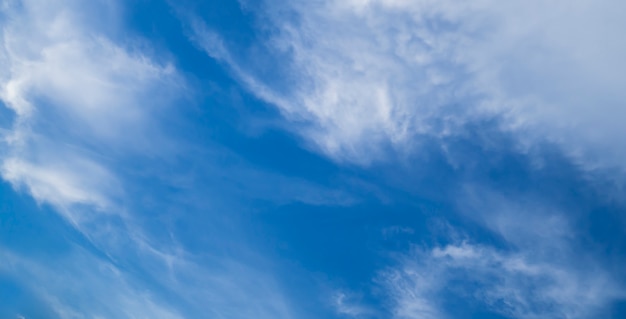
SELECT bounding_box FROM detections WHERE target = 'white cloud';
[2,157,111,209]
[0,0,178,211]
[0,0,182,253]
[183,3,626,318]
[332,291,375,318]
[162,256,295,319]
[383,240,623,319]
[380,188,626,319]
[0,2,312,319]
[0,155,119,229]
[456,185,576,251]
[0,246,184,319]
[197,0,626,167]
[0,2,193,316]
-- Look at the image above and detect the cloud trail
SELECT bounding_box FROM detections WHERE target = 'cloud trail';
[0,1,310,318]
[195,0,626,168]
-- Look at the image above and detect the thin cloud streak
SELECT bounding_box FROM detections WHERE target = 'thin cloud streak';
[0,246,184,319]
[2,1,624,319]
[380,189,626,319]
[199,0,626,168]
[0,1,306,318]
[383,240,623,319]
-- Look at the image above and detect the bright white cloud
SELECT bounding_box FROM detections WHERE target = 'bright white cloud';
[0,1,191,316]
[182,3,626,317]
[1,155,117,229]
[0,0,177,211]
[380,188,625,319]
[383,240,623,319]
[0,2,312,318]
[200,0,626,167]
[0,0,179,259]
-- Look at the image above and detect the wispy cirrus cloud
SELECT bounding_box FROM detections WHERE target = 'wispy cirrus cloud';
[385,240,623,319]
[0,1,191,316]
[3,1,624,318]
[0,0,178,215]
[0,1,318,318]
[378,187,625,319]
[192,0,626,168]
[0,246,184,319]
[185,3,626,318]
[332,291,376,318]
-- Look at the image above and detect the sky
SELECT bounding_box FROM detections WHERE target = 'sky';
[1,0,626,318]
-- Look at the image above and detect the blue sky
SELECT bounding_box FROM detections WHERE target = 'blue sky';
[1,0,626,318]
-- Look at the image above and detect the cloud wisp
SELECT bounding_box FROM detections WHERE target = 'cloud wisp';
[0,246,184,319]
[0,0,176,217]
[2,1,625,319]
[377,186,626,319]
[186,3,626,318]
[0,1,307,318]
[191,0,626,168]
[383,240,622,319]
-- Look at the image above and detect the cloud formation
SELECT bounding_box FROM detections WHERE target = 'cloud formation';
[0,2,305,318]
[379,186,625,319]
[0,0,177,213]
[198,0,626,166]
[0,246,184,319]
[2,1,625,318]
[384,240,620,319]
